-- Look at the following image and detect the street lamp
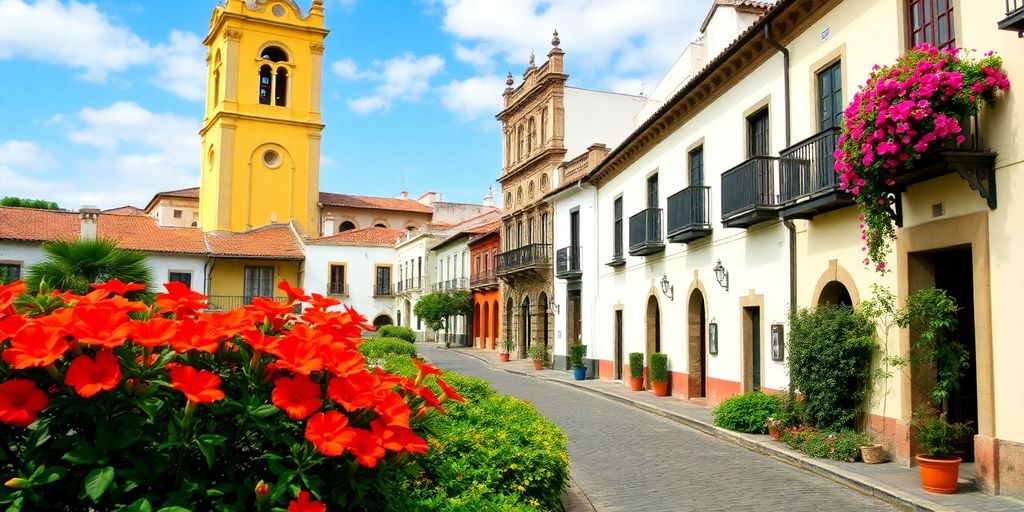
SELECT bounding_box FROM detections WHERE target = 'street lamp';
[713,259,729,291]
[660,274,674,301]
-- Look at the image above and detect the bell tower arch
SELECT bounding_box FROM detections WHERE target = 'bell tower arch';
[199,0,328,233]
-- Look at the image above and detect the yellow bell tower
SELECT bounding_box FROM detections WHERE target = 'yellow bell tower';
[198,0,328,233]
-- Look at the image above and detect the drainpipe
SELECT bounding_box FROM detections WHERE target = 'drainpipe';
[764,23,798,316]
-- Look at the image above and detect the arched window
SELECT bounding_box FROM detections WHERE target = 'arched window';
[517,125,525,161]
[275,68,288,106]
[540,107,547,146]
[259,65,273,105]
[374,223,387,228]
[339,220,356,232]
[261,46,288,62]
[527,117,536,154]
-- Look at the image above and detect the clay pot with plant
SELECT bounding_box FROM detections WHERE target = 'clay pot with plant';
[913,405,973,494]
[627,352,644,391]
[649,352,669,397]
[498,338,513,362]
[527,343,547,370]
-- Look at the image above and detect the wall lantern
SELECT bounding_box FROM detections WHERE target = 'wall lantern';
[550,301,560,314]
[660,274,674,301]
[713,259,729,291]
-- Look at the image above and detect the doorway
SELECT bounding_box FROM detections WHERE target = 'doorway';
[539,293,549,353]
[743,306,762,392]
[688,290,707,398]
[646,296,661,389]
[568,290,582,346]
[614,309,623,380]
[520,296,532,353]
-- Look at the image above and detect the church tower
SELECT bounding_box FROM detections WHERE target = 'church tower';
[198,0,328,234]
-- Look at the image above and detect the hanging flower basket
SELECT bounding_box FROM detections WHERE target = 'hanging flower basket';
[834,44,1009,271]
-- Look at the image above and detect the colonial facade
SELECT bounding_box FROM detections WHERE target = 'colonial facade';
[546,0,1024,499]
[497,32,644,359]
[468,221,501,350]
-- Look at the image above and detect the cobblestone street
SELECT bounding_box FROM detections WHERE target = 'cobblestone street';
[419,345,899,512]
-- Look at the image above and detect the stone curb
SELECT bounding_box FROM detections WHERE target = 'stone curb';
[446,347,965,512]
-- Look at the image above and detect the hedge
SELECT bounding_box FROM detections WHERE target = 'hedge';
[377,325,417,343]
[383,355,568,510]
[712,392,782,434]
[781,427,871,462]
[359,337,417,359]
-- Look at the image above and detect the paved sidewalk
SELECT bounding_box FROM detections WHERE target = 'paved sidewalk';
[442,344,1024,512]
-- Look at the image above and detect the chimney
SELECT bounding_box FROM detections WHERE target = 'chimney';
[483,186,495,207]
[79,206,100,241]
[323,211,335,234]
[400,190,409,200]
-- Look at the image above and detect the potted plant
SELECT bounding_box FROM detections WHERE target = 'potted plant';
[498,338,513,362]
[627,352,644,391]
[913,406,973,494]
[764,417,783,441]
[649,352,669,397]
[527,343,547,370]
[569,343,588,380]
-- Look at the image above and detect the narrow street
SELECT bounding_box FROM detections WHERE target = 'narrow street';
[419,345,898,512]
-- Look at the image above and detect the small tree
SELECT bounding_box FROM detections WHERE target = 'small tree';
[413,290,472,347]
[25,239,152,297]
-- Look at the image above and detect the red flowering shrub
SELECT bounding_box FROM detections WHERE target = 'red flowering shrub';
[835,44,1009,270]
[0,279,453,511]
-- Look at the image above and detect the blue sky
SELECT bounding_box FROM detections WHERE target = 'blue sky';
[0,0,703,209]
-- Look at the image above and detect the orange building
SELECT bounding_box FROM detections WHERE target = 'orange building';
[467,221,501,350]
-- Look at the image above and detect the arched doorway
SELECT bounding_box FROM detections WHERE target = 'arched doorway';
[645,296,661,389]
[473,303,481,347]
[817,280,853,306]
[520,296,532,354]
[492,300,500,350]
[538,292,549,354]
[482,301,490,348]
[372,314,393,328]
[688,289,707,398]
[505,297,514,353]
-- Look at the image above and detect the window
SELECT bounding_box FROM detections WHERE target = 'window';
[258,46,289,107]
[613,196,623,259]
[0,263,22,284]
[168,271,192,289]
[261,46,288,62]
[748,108,770,157]
[516,220,523,247]
[374,223,387,228]
[540,107,547,146]
[647,174,659,208]
[528,217,535,244]
[173,209,183,219]
[339,220,356,232]
[275,68,288,106]
[540,212,549,244]
[329,264,346,295]
[907,0,955,49]
[527,117,536,154]
[374,266,392,296]
[689,146,704,187]
[517,125,525,160]
[243,266,274,303]
[817,61,843,130]
[506,225,513,250]
[259,65,273,105]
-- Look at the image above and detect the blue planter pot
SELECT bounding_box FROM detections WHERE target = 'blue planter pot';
[573,366,587,380]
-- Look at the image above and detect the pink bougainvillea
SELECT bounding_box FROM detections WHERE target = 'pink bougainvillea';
[834,45,1009,271]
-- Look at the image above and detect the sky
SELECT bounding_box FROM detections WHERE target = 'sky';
[0,0,705,210]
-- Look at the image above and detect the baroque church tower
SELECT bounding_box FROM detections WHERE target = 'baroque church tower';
[198,0,328,234]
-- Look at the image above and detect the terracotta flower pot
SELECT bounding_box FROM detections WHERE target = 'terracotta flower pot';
[629,377,644,391]
[651,381,669,397]
[533,359,544,370]
[499,353,510,362]
[768,426,782,441]
[916,454,962,494]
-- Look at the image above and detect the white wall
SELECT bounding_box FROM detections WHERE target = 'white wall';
[564,87,646,156]
[305,243,398,326]
[432,237,471,343]
[636,37,708,125]
[551,185,598,360]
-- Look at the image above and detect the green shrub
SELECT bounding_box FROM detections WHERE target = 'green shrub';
[781,427,871,462]
[628,352,644,379]
[527,343,547,361]
[913,406,973,459]
[377,325,417,343]
[569,344,587,367]
[777,391,808,427]
[649,352,668,383]
[787,305,877,431]
[359,337,417,359]
[381,354,567,509]
[712,392,782,434]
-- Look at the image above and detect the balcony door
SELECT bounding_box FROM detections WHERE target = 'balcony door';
[747,109,772,205]
[244,266,274,304]
[647,174,659,208]
[817,61,843,131]
[569,208,580,270]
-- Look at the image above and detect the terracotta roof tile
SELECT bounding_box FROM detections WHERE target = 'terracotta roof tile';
[0,207,78,243]
[205,224,304,259]
[308,227,405,247]
[465,219,503,235]
[156,187,200,199]
[319,192,433,214]
[103,206,147,215]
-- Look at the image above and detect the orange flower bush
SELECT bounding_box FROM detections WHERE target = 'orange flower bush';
[0,278,452,511]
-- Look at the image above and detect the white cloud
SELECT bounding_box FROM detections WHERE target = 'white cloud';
[0,0,150,81]
[152,31,207,101]
[337,53,445,114]
[0,140,52,171]
[438,75,504,122]
[0,0,206,100]
[429,0,702,91]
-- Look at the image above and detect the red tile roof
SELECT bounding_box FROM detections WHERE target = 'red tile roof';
[0,207,303,259]
[103,206,147,215]
[307,227,405,247]
[205,224,304,259]
[465,219,502,235]
[156,187,200,199]
[319,192,433,214]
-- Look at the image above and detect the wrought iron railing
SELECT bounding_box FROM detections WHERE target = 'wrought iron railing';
[373,283,393,297]
[628,208,663,252]
[721,156,779,219]
[667,186,711,235]
[207,295,288,310]
[497,244,551,272]
[1008,0,1023,15]
[555,246,581,276]
[779,128,842,202]
[470,271,497,288]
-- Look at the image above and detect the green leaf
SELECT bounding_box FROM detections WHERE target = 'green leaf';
[197,434,227,447]
[155,507,191,512]
[249,404,279,419]
[84,466,115,501]
[37,467,67,484]
[63,445,101,465]
[136,398,163,422]
[119,499,152,512]
[4,496,23,512]
[195,439,216,469]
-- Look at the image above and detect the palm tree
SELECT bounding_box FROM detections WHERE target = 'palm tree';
[25,239,153,295]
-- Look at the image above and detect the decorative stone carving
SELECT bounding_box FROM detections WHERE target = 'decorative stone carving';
[309,42,325,54]
[224,28,243,41]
